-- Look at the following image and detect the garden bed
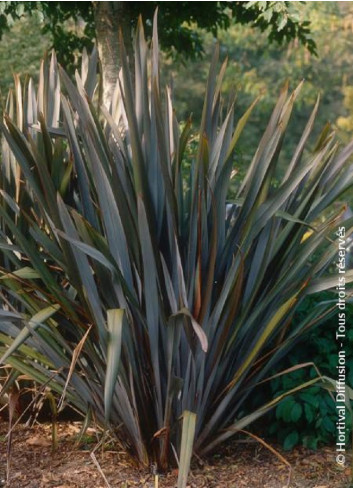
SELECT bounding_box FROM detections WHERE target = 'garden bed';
[0,421,350,488]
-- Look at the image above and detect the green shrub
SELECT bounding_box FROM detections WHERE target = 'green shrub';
[0,18,353,484]
[265,293,353,450]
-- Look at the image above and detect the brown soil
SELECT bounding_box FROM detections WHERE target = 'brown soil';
[0,420,351,488]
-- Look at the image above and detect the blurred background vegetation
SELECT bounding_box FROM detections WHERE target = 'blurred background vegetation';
[1,2,353,174]
[167,2,353,169]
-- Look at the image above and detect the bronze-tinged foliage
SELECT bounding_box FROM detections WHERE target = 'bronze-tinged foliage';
[0,16,352,486]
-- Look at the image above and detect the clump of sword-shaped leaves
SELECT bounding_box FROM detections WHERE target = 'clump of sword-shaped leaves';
[0,15,353,486]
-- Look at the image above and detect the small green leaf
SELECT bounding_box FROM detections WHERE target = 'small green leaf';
[304,404,314,423]
[282,400,295,423]
[290,402,302,422]
[283,431,299,450]
[321,415,335,433]
[277,14,288,31]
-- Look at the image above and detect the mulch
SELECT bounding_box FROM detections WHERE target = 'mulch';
[0,420,351,488]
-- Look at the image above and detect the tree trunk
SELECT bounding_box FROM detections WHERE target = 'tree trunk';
[92,1,134,107]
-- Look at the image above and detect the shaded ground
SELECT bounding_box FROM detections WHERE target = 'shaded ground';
[0,420,351,488]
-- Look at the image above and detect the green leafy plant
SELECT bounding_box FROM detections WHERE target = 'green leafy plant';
[0,16,353,485]
[265,293,353,450]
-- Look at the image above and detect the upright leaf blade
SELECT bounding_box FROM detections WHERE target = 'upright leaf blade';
[177,410,197,489]
[104,309,124,422]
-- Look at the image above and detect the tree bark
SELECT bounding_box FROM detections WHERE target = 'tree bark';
[92,1,134,107]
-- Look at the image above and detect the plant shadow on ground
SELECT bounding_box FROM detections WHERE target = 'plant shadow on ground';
[0,420,351,488]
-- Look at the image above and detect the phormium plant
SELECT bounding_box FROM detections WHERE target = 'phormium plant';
[0,16,353,486]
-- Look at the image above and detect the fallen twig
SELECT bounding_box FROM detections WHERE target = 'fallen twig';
[240,429,292,487]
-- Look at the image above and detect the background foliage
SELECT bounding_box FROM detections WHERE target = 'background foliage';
[1,3,352,169]
[264,294,353,450]
[0,1,316,68]
[168,2,353,166]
